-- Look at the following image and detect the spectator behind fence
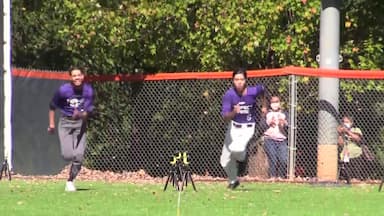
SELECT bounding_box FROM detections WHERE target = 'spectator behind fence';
[263,96,288,179]
[337,115,363,183]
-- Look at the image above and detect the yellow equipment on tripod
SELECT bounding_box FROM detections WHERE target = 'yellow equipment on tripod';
[163,151,196,191]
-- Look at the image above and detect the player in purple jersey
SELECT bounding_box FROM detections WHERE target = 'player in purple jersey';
[48,67,94,192]
[220,68,267,189]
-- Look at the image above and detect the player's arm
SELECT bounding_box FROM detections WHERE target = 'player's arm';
[223,104,240,122]
[79,85,95,119]
[48,109,55,129]
[221,93,239,122]
[48,90,60,133]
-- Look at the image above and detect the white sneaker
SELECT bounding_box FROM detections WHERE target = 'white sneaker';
[65,181,76,192]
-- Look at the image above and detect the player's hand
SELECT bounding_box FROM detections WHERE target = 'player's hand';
[233,104,241,114]
[47,126,55,134]
[72,109,87,120]
[72,109,81,120]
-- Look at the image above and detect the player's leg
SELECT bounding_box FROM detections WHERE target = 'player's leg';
[220,127,239,188]
[220,145,238,184]
[58,118,76,161]
[68,120,87,186]
[58,118,85,191]
[235,125,256,176]
[58,118,77,191]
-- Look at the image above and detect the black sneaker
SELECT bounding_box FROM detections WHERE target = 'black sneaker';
[227,180,240,190]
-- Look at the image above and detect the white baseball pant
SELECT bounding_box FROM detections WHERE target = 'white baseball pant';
[220,121,255,182]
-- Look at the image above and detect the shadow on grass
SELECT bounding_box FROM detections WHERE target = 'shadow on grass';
[231,186,259,192]
[76,188,91,191]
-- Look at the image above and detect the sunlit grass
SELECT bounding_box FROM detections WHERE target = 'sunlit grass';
[0,180,383,216]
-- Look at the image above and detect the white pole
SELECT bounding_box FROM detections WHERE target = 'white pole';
[3,0,13,171]
[288,75,297,180]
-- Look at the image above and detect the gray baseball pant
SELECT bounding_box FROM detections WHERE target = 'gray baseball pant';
[58,117,87,164]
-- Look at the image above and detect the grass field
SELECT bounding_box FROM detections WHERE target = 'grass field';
[0,179,383,216]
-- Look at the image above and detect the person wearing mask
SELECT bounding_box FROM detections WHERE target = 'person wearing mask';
[263,96,288,179]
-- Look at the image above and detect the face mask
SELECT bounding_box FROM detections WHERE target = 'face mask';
[270,102,280,111]
[344,123,351,129]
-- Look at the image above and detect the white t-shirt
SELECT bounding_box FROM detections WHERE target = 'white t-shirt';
[264,110,287,141]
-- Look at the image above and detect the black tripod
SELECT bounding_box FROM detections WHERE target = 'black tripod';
[0,159,12,181]
[164,152,196,191]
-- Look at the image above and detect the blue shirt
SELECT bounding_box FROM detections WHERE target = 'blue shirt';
[50,83,94,117]
[221,85,265,123]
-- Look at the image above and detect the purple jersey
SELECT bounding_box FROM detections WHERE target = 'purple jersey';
[50,83,94,117]
[221,85,265,123]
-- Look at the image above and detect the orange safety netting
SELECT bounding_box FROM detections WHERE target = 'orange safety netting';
[12,66,384,81]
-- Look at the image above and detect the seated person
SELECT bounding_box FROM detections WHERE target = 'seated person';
[337,114,363,183]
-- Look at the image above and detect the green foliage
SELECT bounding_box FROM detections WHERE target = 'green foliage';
[12,0,325,72]
[84,82,133,170]
[338,0,384,100]
[372,128,384,175]
[12,0,383,72]
[341,0,384,70]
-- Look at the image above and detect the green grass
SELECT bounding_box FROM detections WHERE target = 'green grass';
[0,180,384,216]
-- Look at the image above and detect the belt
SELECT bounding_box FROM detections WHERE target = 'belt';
[232,122,254,128]
[62,116,78,120]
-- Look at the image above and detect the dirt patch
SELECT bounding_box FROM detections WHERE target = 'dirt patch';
[7,166,381,185]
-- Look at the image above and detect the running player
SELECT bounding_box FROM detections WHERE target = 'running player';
[220,68,267,189]
[48,66,94,192]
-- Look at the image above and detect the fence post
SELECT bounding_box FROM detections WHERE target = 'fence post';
[317,0,341,181]
[288,75,297,180]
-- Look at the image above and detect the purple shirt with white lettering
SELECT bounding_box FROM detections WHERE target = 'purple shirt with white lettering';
[50,83,94,117]
[221,85,265,123]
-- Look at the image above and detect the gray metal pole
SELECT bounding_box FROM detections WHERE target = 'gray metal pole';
[317,0,340,181]
[288,75,297,180]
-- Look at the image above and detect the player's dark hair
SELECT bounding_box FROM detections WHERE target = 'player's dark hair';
[68,66,85,76]
[232,68,247,79]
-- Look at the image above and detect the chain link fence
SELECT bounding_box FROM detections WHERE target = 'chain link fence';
[84,73,384,182]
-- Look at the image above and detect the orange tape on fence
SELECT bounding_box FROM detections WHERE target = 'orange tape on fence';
[286,66,384,79]
[13,68,69,80]
[12,66,384,81]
